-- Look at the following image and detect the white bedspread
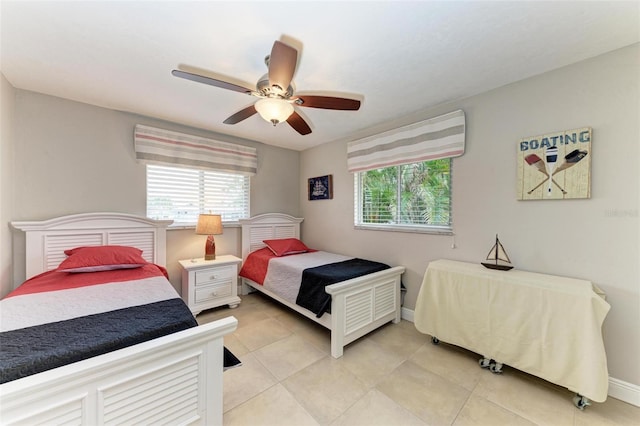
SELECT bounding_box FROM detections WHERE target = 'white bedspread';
[1,276,177,332]
[263,251,352,304]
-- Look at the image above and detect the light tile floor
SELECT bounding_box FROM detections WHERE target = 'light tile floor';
[197,293,639,426]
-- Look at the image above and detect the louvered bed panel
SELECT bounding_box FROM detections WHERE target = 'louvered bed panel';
[248,226,277,253]
[374,281,397,318]
[100,354,201,425]
[44,233,104,272]
[11,213,169,284]
[344,290,373,333]
[108,231,156,263]
[240,213,303,261]
[274,224,297,239]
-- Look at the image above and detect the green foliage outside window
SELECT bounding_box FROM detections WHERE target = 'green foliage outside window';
[359,159,451,229]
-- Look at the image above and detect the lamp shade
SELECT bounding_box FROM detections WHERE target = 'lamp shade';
[195,214,223,235]
[255,98,294,125]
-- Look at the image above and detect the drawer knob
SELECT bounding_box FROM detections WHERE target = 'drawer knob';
[211,291,217,296]
[210,275,216,280]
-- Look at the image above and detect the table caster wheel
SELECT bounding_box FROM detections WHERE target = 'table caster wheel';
[431,336,440,345]
[489,362,503,374]
[479,357,491,369]
[573,394,590,410]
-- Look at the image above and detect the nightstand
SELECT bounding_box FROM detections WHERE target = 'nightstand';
[179,255,242,315]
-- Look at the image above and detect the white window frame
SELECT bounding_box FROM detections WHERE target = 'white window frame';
[146,164,250,228]
[354,159,453,235]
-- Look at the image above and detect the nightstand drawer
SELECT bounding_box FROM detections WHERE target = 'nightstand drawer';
[195,265,235,286]
[195,282,232,303]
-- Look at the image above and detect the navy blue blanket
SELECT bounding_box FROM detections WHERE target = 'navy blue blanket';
[296,258,390,317]
[0,298,197,384]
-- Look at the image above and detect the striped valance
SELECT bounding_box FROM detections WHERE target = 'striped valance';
[134,125,257,176]
[347,109,465,173]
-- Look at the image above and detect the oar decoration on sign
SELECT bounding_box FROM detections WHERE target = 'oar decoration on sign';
[555,149,588,173]
[524,149,588,195]
[524,154,566,195]
[544,146,558,196]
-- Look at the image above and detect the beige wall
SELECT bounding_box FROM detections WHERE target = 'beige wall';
[9,90,300,290]
[300,44,639,386]
[1,74,16,297]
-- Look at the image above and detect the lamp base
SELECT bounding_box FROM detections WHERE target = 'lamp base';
[204,235,216,260]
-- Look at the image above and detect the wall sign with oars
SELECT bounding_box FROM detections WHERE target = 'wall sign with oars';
[516,127,591,200]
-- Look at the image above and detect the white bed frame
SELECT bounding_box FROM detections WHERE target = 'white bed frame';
[2,212,237,426]
[239,213,405,358]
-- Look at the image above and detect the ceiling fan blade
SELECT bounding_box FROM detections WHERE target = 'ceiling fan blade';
[172,70,253,94]
[268,41,297,92]
[295,95,361,110]
[287,111,312,135]
[223,104,257,124]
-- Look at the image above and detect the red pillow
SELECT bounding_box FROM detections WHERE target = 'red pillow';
[263,238,310,257]
[58,245,148,273]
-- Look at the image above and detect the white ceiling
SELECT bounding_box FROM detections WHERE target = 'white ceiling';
[1,1,638,151]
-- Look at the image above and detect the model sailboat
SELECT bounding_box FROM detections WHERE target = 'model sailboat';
[481,234,513,271]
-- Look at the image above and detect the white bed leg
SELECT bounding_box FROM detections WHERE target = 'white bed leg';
[392,281,402,324]
[330,293,346,358]
[241,279,255,295]
[331,339,344,358]
[391,286,402,324]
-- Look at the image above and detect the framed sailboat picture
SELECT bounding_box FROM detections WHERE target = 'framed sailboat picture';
[517,127,591,200]
[308,175,333,200]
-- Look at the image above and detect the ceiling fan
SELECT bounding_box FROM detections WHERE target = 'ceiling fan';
[172,40,361,135]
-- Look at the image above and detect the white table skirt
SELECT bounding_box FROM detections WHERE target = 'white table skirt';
[414,259,610,402]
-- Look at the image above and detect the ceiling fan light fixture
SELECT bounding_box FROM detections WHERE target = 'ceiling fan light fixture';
[255,98,294,126]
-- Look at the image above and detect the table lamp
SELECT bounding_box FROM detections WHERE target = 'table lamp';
[195,214,223,260]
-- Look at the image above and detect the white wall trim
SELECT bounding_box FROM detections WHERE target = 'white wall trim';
[400,307,639,407]
[608,377,640,407]
[401,306,414,323]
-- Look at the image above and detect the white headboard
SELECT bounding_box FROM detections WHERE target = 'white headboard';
[11,212,173,284]
[239,213,304,261]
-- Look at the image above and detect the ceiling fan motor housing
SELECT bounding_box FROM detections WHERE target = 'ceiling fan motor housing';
[256,73,294,98]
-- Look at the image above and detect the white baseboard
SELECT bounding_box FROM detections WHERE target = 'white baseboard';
[608,377,640,407]
[399,307,639,407]
[401,306,414,322]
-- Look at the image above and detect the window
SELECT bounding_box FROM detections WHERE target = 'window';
[146,164,249,226]
[354,158,452,233]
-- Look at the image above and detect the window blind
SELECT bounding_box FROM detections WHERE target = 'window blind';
[347,110,465,173]
[146,165,249,225]
[134,124,257,175]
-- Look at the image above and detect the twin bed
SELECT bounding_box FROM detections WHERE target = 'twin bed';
[1,212,405,424]
[239,213,405,358]
[1,213,237,425]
